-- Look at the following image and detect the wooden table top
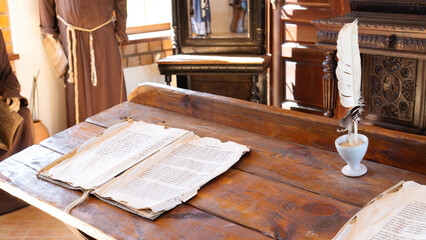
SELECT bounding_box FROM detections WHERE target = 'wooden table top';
[1,83,425,240]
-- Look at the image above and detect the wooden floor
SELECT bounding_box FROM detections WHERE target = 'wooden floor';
[0,206,77,240]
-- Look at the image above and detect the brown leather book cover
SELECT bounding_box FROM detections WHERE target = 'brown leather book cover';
[0,100,22,151]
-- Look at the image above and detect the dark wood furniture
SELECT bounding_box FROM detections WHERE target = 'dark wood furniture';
[158,54,271,103]
[271,0,349,111]
[312,0,426,135]
[0,83,425,239]
[172,0,266,54]
[157,0,269,103]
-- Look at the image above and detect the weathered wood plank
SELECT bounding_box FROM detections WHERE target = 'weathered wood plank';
[40,122,105,155]
[0,138,358,240]
[7,145,62,172]
[128,83,426,175]
[85,101,149,128]
[0,150,270,240]
[85,102,426,208]
[190,169,359,240]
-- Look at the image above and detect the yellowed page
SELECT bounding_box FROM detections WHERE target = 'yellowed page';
[334,181,426,240]
[46,121,188,189]
[95,132,250,213]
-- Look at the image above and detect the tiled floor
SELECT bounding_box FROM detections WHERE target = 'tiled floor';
[0,206,78,240]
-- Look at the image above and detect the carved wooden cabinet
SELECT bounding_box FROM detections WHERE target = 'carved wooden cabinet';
[313,0,426,134]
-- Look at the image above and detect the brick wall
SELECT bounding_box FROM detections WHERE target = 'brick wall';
[0,0,12,53]
[120,36,173,68]
[0,0,16,70]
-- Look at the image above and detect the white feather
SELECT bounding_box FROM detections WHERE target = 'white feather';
[336,19,363,145]
[336,19,362,108]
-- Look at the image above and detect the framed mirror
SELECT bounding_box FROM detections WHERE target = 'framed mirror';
[172,0,266,54]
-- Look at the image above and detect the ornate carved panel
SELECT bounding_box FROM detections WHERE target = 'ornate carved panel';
[316,31,426,54]
[364,55,424,133]
[349,0,426,15]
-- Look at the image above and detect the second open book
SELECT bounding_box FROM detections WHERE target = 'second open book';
[38,119,249,220]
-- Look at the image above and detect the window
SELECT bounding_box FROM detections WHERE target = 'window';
[126,0,172,34]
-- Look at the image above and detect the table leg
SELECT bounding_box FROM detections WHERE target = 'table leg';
[250,75,260,103]
[322,51,337,117]
[165,75,172,86]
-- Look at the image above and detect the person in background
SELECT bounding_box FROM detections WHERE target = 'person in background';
[39,0,128,127]
[229,0,247,33]
[0,29,34,214]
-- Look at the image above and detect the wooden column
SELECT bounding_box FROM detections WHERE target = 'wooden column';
[270,0,283,107]
[322,51,337,118]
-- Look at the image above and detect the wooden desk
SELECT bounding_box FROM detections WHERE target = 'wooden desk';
[0,83,425,239]
[157,54,271,103]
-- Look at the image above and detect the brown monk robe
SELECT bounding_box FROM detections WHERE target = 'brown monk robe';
[0,29,35,215]
[39,0,128,126]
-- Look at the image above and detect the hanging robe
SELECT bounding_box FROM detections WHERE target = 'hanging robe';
[39,0,128,126]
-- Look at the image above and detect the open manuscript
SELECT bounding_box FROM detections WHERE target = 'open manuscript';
[334,181,426,240]
[38,120,249,219]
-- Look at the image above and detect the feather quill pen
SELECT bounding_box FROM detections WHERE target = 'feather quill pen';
[336,19,363,146]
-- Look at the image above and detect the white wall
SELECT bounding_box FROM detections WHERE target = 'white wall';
[8,0,67,135]
[124,64,163,95]
[123,64,176,96]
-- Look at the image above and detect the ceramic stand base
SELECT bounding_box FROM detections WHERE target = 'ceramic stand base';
[335,134,369,178]
[341,164,367,177]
